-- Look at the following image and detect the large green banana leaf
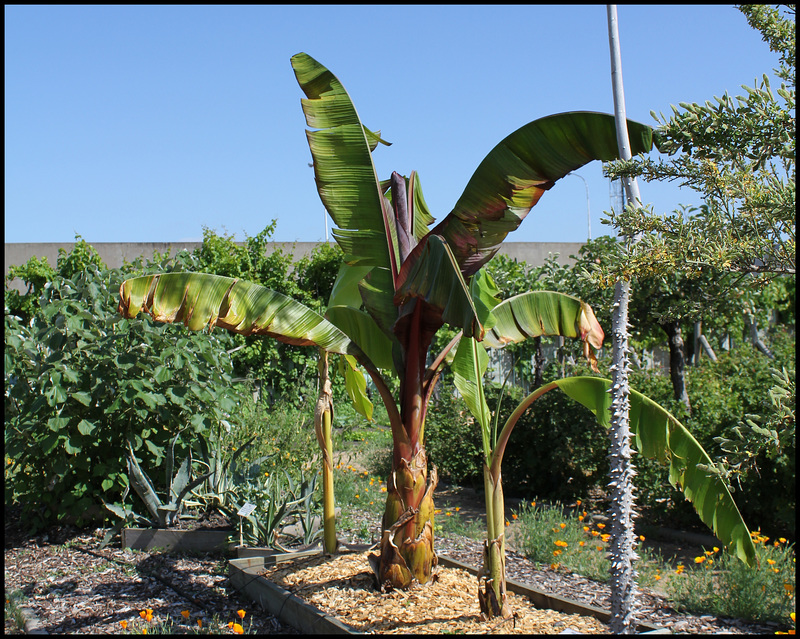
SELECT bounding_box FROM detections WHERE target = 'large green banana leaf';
[325,305,396,373]
[291,52,399,276]
[483,291,604,371]
[451,335,492,454]
[118,273,366,360]
[451,290,605,454]
[432,111,658,276]
[537,377,757,567]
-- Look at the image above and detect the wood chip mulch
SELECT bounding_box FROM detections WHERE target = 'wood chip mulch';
[261,551,611,634]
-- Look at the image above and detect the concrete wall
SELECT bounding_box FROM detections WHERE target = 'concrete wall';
[4,241,584,292]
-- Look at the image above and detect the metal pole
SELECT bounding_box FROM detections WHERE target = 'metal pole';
[567,172,592,241]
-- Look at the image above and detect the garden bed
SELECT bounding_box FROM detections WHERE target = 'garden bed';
[229,549,667,634]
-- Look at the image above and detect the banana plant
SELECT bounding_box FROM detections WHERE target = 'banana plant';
[454,343,759,618]
[450,290,604,618]
[118,51,657,590]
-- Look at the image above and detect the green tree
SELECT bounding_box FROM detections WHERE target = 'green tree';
[603,4,795,488]
[605,5,795,282]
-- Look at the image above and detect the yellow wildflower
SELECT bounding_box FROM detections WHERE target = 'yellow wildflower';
[596,523,605,529]
[559,523,567,529]
[181,610,190,619]
[768,559,777,565]
[120,620,128,630]
[232,623,244,634]
[237,610,246,620]
[695,556,706,564]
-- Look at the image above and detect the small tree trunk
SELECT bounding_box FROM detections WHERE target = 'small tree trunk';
[661,321,691,415]
[607,279,640,634]
[607,5,642,631]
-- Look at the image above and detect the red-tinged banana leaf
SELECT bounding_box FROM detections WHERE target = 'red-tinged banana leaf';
[483,291,604,371]
[291,52,400,276]
[394,234,486,341]
[432,111,658,276]
[118,272,367,361]
[513,376,757,567]
[380,171,436,246]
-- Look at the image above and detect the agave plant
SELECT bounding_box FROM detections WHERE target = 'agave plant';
[118,51,657,590]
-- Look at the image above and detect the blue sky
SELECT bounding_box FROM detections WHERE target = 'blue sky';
[4,5,784,245]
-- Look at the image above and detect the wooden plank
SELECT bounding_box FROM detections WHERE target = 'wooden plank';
[228,556,356,634]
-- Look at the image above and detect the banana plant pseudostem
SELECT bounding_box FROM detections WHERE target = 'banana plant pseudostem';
[119,51,657,591]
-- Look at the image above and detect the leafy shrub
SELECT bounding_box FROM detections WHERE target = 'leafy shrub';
[5,235,104,322]
[4,256,245,532]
